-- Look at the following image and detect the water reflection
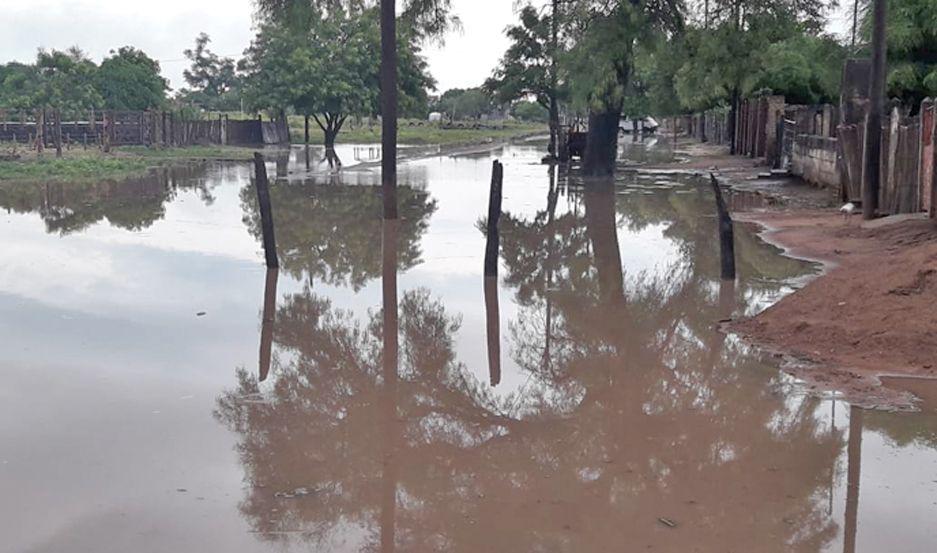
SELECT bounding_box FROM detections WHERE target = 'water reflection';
[0,165,215,234]
[218,168,847,552]
[241,180,436,291]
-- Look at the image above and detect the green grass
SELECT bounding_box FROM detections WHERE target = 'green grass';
[288,117,547,146]
[0,144,259,182]
[0,120,545,182]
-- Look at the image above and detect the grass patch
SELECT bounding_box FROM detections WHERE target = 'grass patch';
[0,144,259,182]
[288,117,546,146]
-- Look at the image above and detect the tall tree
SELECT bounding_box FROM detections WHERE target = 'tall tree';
[240,5,437,150]
[35,47,103,116]
[180,33,240,111]
[486,3,566,156]
[565,0,685,176]
[97,47,169,110]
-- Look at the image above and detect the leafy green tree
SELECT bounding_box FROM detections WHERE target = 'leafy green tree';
[35,47,103,116]
[96,47,168,110]
[242,5,435,149]
[672,0,835,150]
[563,0,685,176]
[436,87,494,120]
[0,62,41,111]
[179,33,240,111]
[858,0,937,106]
[486,3,566,154]
[512,100,549,122]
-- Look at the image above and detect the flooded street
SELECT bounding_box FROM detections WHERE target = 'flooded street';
[1,141,936,552]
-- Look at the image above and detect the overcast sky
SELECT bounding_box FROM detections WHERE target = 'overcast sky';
[0,0,852,95]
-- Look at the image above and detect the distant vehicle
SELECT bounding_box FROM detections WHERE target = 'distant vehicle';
[620,116,660,134]
[428,112,443,123]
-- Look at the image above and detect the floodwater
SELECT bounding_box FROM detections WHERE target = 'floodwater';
[1,140,935,553]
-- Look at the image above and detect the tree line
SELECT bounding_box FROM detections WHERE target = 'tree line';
[484,0,937,174]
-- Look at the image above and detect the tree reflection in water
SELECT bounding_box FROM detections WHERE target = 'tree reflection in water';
[240,181,436,291]
[217,169,845,552]
[0,165,218,235]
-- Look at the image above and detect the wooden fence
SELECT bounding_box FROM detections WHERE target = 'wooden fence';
[0,109,288,149]
[687,95,937,216]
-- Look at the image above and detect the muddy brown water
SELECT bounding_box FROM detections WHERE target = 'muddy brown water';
[1,141,935,552]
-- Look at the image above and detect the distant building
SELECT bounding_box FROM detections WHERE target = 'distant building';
[428,112,444,123]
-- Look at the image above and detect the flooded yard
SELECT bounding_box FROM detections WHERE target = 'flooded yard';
[1,141,936,552]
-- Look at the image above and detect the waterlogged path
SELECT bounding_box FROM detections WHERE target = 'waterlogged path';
[1,141,935,552]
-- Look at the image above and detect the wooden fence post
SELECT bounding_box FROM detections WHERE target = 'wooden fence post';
[102,111,111,153]
[931,101,937,223]
[709,173,736,280]
[253,153,279,269]
[53,109,63,158]
[35,109,44,156]
[484,160,504,277]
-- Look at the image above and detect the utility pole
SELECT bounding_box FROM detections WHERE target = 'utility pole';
[850,0,859,48]
[381,0,398,220]
[863,0,887,220]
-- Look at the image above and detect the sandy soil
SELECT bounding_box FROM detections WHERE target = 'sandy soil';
[732,210,937,409]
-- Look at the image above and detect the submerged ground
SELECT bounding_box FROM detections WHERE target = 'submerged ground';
[1,139,935,552]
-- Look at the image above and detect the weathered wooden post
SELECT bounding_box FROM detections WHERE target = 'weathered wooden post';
[253,153,279,269]
[35,109,44,156]
[931,104,937,225]
[709,173,736,280]
[484,160,504,277]
[102,111,112,153]
[53,109,63,158]
[258,267,279,382]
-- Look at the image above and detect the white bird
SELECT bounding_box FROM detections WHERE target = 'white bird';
[840,202,856,223]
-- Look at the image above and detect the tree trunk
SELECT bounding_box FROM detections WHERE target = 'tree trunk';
[548,96,560,157]
[583,108,622,177]
[304,114,310,145]
[381,0,399,220]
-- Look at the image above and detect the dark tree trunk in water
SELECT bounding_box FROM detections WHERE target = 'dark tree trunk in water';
[583,180,624,303]
[583,108,622,177]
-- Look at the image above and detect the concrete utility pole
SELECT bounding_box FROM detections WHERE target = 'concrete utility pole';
[863,0,887,219]
[381,0,398,220]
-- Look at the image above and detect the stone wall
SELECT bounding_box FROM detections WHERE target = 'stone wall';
[790,134,841,189]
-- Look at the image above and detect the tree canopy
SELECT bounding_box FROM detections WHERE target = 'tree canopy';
[241,2,437,147]
[97,47,169,111]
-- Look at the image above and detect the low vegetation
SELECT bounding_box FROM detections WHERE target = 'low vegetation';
[0,144,256,182]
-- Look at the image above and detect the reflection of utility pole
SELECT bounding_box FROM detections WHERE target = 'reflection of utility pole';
[843,406,863,553]
[863,0,887,219]
[380,219,399,553]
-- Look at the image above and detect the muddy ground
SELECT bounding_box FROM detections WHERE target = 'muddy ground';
[653,140,937,410]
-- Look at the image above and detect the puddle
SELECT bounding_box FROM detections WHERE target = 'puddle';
[0,141,935,552]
